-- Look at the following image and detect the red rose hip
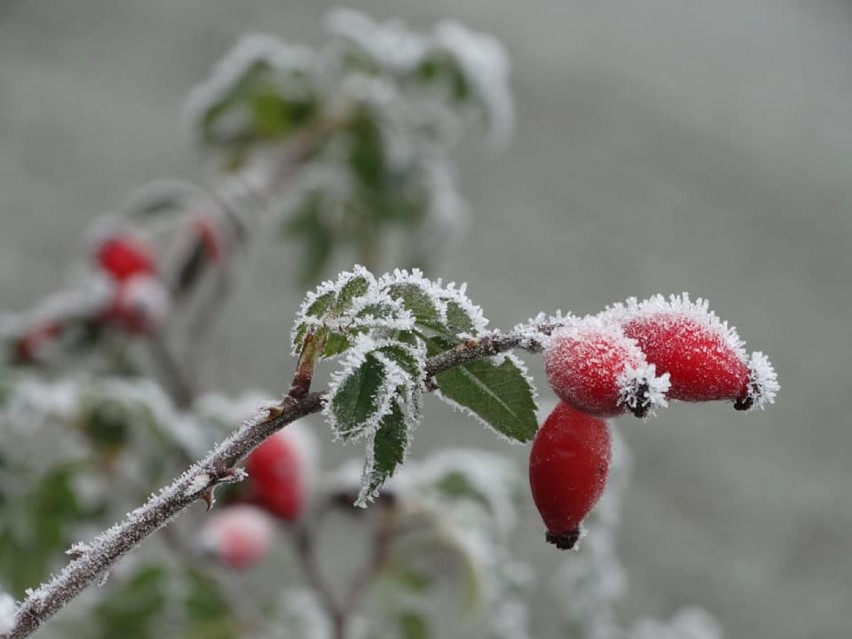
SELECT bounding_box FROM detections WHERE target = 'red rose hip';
[544,317,670,418]
[529,402,612,550]
[95,234,157,281]
[603,294,778,410]
[246,427,308,521]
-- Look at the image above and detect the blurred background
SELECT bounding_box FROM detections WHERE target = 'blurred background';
[1,1,851,637]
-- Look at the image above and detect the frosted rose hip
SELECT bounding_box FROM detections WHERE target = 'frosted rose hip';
[544,317,669,418]
[604,294,779,410]
[245,422,316,521]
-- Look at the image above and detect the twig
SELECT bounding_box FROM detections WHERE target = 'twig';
[3,325,553,639]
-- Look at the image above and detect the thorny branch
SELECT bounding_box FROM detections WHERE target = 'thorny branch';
[3,324,554,639]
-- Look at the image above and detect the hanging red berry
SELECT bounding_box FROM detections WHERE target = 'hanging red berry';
[529,402,612,550]
[245,425,313,522]
[95,234,157,282]
[544,317,670,418]
[199,504,276,570]
[602,294,778,410]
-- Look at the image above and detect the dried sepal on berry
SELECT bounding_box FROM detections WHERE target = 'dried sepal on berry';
[543,316,670,418]
[602,294,778,410]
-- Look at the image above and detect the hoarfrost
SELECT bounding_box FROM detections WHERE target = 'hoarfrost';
[745,351,779,410]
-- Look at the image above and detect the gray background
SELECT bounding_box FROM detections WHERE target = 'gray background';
[1,1,851,637]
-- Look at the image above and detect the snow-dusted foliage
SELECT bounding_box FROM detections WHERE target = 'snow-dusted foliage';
[294,267,537,505]
[341,448,534,639]
[183,8,514,280]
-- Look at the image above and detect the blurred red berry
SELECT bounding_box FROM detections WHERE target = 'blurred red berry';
[95,235,157,281]
[544,317,669,418]
[246,429,307,521]
[200,504,276,570]
[529,402,612,550]
[100,275,171,333]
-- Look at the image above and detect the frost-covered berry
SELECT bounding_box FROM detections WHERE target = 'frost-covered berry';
[544,317,670,418]
[199,504,276,569]
[245,423,316,521]
[100,275,171,333]
[529,402,612,550]
[95,235,157,282]
[604,294,779,410]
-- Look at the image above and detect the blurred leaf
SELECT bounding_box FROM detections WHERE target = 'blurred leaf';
[94,565,167,639]
[183,570,238,639]
[399,611,430,639]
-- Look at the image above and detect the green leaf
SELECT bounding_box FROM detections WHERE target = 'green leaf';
[399,611,430,639]
[444,300,476,335]
[361,400,408,504]
[334,272,371,313]
[434,356,537,442]
[330,354,387,440]
[386,282,442,328]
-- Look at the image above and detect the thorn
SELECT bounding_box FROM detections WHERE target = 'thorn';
[202,489,216,511]
[264,404,285,422]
